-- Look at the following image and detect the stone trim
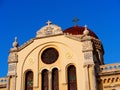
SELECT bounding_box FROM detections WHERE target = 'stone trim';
[10,34,64,52]
[99,71,120,76]
[0,77,7,88]
[104,84,120,88]
[0,84,7,88]
[36,24,63,37]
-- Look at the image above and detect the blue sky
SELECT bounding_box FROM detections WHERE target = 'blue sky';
[0,0,120,77]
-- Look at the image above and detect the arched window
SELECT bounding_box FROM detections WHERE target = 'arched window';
[67,65,77,90]
[52,68,59,90]
[25,71,33,90]
[42,69,49,90]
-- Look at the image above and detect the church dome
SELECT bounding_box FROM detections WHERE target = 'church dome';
[63,26,98,38]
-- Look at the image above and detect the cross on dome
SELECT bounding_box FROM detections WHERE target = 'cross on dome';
[72,17,79,26]
[46,20,52,26]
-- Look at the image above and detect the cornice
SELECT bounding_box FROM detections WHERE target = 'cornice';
[10,34,64,52]
[0,84,6,88]
[98,71,120,76]
[18,39,34,51]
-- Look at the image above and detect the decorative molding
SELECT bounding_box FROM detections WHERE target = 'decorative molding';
[65,52,73,59]
[84,52,93,60]
[18,39,34,51]
[99,63,120,75]
[0,77,7,88]
[92,39,102,50]
[101,77,120,84]
[104,84,120,88]
[7,63,17,76]
[82,41,93,52]
[0,84,7,88]
[36,24,63,37]
[64,34,82,41]
[8,52,18,63]
[11,32,101,53]
[83,63,95,68]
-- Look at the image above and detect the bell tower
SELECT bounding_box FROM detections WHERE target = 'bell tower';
[7,37,18,90]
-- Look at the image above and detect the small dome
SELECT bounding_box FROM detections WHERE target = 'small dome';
[63,26,98,38]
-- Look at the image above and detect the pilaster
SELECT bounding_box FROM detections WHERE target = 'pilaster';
[48,71,52,90]
[82,37,97,90]
[83,64,90,90]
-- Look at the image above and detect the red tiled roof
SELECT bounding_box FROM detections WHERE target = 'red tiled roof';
[63,26,98,38]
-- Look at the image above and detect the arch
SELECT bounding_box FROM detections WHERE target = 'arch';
[67,65,77,90]
[21,41,77,89]
[39,67,49,74]
[25,71,33,90]
[41,69,49,90]
[50,66,60,72]
[66,63,76,71]
[21,41,68,88]
[52,68,59,90]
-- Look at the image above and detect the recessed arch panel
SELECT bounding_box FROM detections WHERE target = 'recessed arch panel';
[25,71,33,90]
[52,68,59,90]
[42,69,49,90]
[67,65,77,90]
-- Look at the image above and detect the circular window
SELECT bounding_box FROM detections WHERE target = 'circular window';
[41,48,59,64]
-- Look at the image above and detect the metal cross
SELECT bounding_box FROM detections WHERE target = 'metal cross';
[46,20,52,26]
[72,18,79,26]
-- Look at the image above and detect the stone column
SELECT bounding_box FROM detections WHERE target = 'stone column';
[48,71,52,90]
[13,76,17,90]
[84,64,90,90]
[82,39,94,90]
[7,76,10,90]
[90,64,97,90]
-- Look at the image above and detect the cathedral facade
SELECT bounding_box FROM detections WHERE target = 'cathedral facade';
[0,20,120,90]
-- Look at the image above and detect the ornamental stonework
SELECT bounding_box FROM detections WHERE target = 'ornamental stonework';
[36,21,63,37]
[8,52,18,63]
[65,52,73,59]
[82,41,93,52]
[84,52,93,61]
[8,63,16,76]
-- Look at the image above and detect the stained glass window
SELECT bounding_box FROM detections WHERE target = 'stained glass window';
[25,71,33,90]
[42,69,49,90]
[52,68,59,90]
[68,65,77,90]
[41,48,59,64]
